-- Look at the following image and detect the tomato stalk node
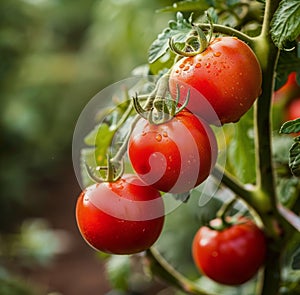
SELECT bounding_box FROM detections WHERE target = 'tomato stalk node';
[85,154,124,183]
[169,25,208,58]
[132,75,190,125]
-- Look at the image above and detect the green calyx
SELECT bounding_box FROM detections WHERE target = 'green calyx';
[85,154,124,183]
[133,85,190,125]
[169,24,209,58]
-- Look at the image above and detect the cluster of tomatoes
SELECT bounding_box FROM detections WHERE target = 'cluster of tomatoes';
[75,36,267,285]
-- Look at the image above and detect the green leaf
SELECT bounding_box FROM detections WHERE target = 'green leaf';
[270,0,300,49]
[148,12,193,64]
[277,177,299,208]
[106,255,131,290]
[157,0,211,13]
[290,140,300,177]
[227,108,256,184]
[280,119,300,134]
[275,50,300,90]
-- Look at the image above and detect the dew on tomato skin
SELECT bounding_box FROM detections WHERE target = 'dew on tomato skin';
[175,70,179,74]
[183,66,190,71]
[179,63,185,69]
[195,63,201,68]
[213,51,221,57]
[155,134,162,142]
[205,63,211,69]
[162,131,168,137]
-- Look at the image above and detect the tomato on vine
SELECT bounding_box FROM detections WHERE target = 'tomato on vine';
[286,98,300,123]
[76,174,165,255]
[169,37,262,125]
[128,109,218,194]
[192,218,266,285]
[273,72,300,104]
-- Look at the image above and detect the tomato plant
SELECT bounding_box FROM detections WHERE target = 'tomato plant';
[192,218,266,285]
[76,174,164,255]
[73,0,300,294]
[169,37,262,125]
[128,109,218,193]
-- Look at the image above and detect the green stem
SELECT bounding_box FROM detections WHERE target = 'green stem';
[145,248,216,295]
[211,165,255,207]
[250,0,283,294]
[252,0,281,212]
[197,23,254,45]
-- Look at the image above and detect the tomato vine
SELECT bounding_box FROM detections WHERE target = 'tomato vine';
[73,0,300,294]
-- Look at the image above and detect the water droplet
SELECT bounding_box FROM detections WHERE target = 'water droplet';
[179,63,185,69]
[156,134,162,142]
[183,65,190,71]
[175,70,179,74]
[162,131,168,137]
[206,63,211,69]
[195,63,201,68]
[115,183,124,190]
[214,51,221,57]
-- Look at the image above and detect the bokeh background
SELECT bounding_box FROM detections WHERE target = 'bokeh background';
[0,0,176,294]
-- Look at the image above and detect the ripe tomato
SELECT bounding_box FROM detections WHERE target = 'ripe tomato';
[273,72,300,104]
[286,98,300,122]
[169,37,262,125]
[76,174,165,254]
[128,109,218,194]
[192,218,266,285]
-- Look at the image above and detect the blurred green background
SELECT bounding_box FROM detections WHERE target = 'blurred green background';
[0,0,175,294]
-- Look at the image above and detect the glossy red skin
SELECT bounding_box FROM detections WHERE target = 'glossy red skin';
[286,98,300,121]
[192,218,266,285]
[76,174,164,254]
[128,110,218,193]
[286,98,300,136]
[169,37,262,125]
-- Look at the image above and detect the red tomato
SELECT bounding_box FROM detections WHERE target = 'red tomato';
[273,72,300,104]
[76,174,164,254]
[286,98,300,122]
[169,37,262,125]
[192,218,266,285]
[128,109,218,193]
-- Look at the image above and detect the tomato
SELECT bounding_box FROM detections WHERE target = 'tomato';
[76,174,164,254]
[169,37,262,125]
[285,97,300,136]
[286,98,300,122]
[192,218,266,285]
[273,72,300,104]
[128,109,218,193]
